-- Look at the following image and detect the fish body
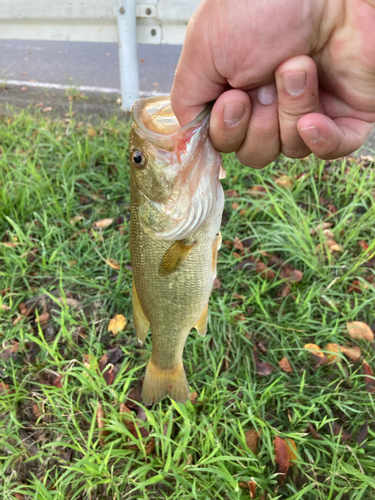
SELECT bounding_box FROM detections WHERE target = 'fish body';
[129,96,224,405]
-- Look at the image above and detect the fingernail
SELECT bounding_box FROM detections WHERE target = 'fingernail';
[224,101,246,126]
[300,126,322,143]
[283,71,306,96]
[257,82,277,105]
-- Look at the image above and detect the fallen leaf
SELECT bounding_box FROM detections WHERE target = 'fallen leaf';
[304,344,324,357]
[88,128,96,137]
[125,387,143,409]
[255,262,276,280]
[93,218,113,229]
[324,343,342,364]
[42,107,52,113]
[53,375,64,388]
[274,436,290,476]
[253,348,274,376]
[145,438,156,455]
[108,314,127,334]
[189,391,198,403]
[331,422,352,443]
[213,278,221,289]
[341,346,361,362]
[224,190,238,197]
[97,402,108,445]
[347,321,374,342]
[0,382,10,393]
[232,202,240,210]
[32,403,42,419]
[245,428,261,455]
[359,240,370,252]
[308,422,322,440]
[275,175,293,190]
[310,222,333,235]
[36,312,49,324]
[1,304,10,311]
[356,421,368,447]
[363,361,375,392]
[99,348,123,372]
[247,185,267,197]
[70,215,83,224]
[103,365,116,386]
[233,236,244,252]
[14,493,24,500]
[248,481,256,499]
[289,270,303,283]
[280,283,291,297]
[119,403,133,426]
[3,242,19,248]
[106,259,120,270]
[0,341,20,361]
[279,357,293,373]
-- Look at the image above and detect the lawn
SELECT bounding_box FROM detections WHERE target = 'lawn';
[0,108,375,500]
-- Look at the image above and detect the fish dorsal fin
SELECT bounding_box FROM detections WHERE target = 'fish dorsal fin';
[159,240,196,276]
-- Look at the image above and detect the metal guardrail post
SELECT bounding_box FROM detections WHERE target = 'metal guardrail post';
[117,0,139,111]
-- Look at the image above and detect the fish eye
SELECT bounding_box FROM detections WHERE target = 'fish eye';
[131,150,146,168]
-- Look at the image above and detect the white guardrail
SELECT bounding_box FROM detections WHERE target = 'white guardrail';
[0,0,201,110]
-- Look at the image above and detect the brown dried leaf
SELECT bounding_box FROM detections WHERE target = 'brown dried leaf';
[93,218,113,229]
[103,365,115,386]
[275,175,293,190]
[289,270,303,283]
[70,215,83,224]
[3,242,19,248]
[363,361,375,392]
[106,259,120,270]
[245,428,261,455]
[189,391,198,403]
[331,422,352,442]
[88,128,96,137]
[274,436,290,476]
[255,261,276,280]
[145,438,156,455]
[233,236,244,252]
[36,312,49,324]
[97,401,108,446]
[247,185,267,197]
[213,277,221,289]
[253,348,274,376]
[279,356,293,373]
[56,297,80,307]
[224,190,238,197]
[119,403,133,427]
[347,321,374,342]
[324,343,342,364]
[341,346,361,362]
[308,422,322,440]
[42,106,52,113]
[0,382,10,393]
[108,314,127,334]
[32,403,42,419]
[285,438,297,462]
[53,374,64,388]
[356,421,368,447]
[310,222,333,235]
[231,202,240,210]
[304,344,325,358]
[1,304,10,311]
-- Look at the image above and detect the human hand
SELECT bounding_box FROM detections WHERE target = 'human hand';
[171,0,375,168]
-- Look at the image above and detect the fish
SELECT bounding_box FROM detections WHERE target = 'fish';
[129,96,225,405]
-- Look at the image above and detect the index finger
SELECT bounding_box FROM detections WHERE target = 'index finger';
[170,5,227,126]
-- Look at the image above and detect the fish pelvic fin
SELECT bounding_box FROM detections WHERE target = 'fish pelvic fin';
[132,281,150,345]
[194,303,208,337]
[159,240,197,276]
[142,357,189,405]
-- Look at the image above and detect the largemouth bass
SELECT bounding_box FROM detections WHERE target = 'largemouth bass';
[129,96,224,405]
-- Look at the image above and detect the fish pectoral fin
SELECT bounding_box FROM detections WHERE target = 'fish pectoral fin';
[159,240,196,276]
[132,281,150,345]
[194,304,209,337]
[142,357,189,405]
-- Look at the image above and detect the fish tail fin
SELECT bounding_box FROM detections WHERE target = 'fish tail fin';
[142,357,189,405]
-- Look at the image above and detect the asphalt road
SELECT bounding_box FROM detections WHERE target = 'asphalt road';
[0,39,373,153]
[0,39,181,93]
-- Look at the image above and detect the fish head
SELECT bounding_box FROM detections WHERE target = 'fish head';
[130,96,222,240]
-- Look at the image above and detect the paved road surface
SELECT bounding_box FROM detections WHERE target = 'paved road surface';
[0,39,373,153]
[0,40,181,94]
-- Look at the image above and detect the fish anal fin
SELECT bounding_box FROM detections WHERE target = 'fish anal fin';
[194,304,208,337]
[159,240,196,276]
[142,357,189,405]
[132,281,150,345]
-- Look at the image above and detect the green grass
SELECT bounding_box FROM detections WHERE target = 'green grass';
[0,108,375,500]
